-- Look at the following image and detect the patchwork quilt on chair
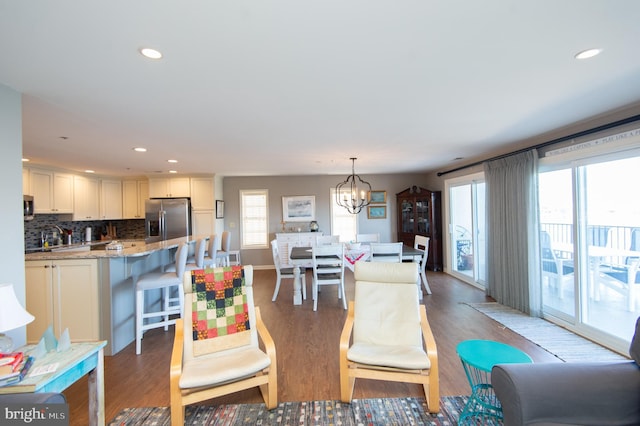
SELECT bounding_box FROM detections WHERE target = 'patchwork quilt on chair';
[189,265,251,356]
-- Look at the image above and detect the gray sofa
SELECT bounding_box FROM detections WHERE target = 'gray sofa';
[492,317,640,426]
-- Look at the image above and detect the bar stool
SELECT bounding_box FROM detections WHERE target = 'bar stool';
[186,237,207,269]
[216,231,231,266]
[203,234,220,267]
[166,238,206,273]
[135,243,188,355]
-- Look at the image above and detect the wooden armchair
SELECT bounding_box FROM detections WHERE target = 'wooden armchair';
[169,265,277,426]
[339,261,439,413]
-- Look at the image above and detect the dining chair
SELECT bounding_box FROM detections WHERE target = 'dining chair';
[315,235,339,246]
[271,239,306,301]
[414,235,432,295]
[170,265,277,425]
[312,243,347,311]
[370,242,403,263]
[356,233,380,244]
[339,261,439,413]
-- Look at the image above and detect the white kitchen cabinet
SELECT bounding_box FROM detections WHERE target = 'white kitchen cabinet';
[73,175,100,220]
[25,259,100,343]
[100,179,123,219]
[29,168,74,214]
[122,179,149,219]
[192,210,215,237]
[190,177,215,210]
[148,177,190,198]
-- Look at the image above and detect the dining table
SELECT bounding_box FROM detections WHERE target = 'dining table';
[288,244,424,305]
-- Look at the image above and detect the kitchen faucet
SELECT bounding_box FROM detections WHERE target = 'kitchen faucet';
[40,225,65,247]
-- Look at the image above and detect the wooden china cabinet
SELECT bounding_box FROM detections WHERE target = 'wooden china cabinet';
[396,186,443,271]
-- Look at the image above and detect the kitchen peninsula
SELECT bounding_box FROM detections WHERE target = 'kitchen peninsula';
[24,236,204,356]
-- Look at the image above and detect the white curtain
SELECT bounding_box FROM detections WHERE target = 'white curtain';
[484,150,541,316]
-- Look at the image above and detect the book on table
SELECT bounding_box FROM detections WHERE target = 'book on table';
[0,352,24,376]
[0,355,34,387]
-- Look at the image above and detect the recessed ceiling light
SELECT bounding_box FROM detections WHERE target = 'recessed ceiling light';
[169,170,178,174]
[574,48,602,60]
[85,170,95,174]
[22,158,29,162]
[167,159,178,163]
[140,48,163,60]
[133,147,147,152]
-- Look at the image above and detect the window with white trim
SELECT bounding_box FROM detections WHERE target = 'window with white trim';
[330,188,357,242]
[240,190,269,249]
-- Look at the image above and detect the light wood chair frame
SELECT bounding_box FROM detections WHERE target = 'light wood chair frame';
[339,301,440,413]
[170,308,277,425]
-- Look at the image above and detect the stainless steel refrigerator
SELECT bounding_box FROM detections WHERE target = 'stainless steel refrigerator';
[145,198,192,243]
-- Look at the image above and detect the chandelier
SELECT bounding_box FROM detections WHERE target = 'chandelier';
[335,157,372,214]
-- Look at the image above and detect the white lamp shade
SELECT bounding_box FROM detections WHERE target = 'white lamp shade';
[0,283,35,333]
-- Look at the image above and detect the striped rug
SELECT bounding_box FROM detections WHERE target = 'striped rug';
[467,302,628,362]
[108,396,498,425]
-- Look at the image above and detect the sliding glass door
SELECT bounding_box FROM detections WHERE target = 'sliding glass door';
[446,173,486,287]
[539,149,640,352]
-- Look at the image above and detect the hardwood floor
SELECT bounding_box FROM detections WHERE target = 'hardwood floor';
[64,268,561,425]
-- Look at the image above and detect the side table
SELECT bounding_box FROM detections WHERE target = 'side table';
[456,339,532,424]
[0,341,107,426]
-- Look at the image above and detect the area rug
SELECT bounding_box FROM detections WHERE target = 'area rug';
[108,396,497,425]
[467,302,628,362]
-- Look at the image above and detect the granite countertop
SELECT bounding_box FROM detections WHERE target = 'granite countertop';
[24,235,205,261]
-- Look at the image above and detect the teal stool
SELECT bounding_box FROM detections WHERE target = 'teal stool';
[456,340,532,424]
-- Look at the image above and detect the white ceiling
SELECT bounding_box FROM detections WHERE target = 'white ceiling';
[2,1,640,178]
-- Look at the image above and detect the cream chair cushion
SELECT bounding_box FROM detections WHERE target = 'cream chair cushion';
[348,262,429,369]
[179,265,271,389]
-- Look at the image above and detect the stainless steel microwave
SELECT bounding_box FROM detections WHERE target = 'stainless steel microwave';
[24,194,34,220]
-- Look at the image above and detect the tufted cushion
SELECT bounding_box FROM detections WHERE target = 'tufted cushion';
[630,316,640,365]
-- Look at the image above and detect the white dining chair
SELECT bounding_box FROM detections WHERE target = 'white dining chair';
[414,235,432,295]
[316,235,339,246]
[356,233,380,244]
[370,242,403,263]
[271,239,306,301]
[312,243,346,311]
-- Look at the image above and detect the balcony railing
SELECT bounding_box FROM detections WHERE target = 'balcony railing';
[541,223,638,250]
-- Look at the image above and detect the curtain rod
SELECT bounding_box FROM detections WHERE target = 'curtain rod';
[436,113,640,177]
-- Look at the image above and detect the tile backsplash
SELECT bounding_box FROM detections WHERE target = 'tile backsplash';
[24,214,145,250]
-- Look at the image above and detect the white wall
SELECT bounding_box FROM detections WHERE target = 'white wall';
[0,84,28,348]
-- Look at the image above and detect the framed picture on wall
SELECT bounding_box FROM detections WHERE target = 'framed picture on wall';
[216,200,224,219]
[282,195,316,222]
[367,206,387,219]
[368,190,387,204]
